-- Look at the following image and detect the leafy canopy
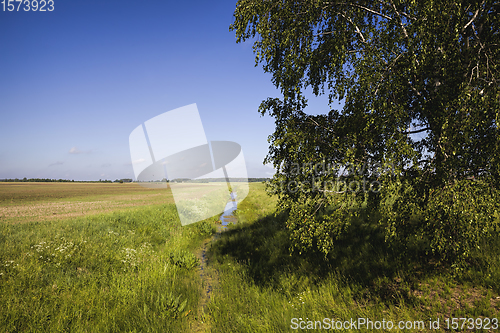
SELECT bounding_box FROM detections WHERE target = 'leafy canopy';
[231,0,500,265]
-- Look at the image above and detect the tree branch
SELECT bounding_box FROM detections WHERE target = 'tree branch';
[306,115,335,134]
[376,0,416,20]
[337,11,366,43]
[462,8,480,32]
[343,3,392,20]
[374,51,405,95]
[399,127,430,135]
[389,0,409,39]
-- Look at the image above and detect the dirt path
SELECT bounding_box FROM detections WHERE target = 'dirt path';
[190,224,228,332]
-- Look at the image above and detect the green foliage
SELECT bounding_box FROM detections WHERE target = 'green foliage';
[232,0,500,267]
[384,178,500,268]
[167,249,199,269]
[286,198,355,256]
[195,219,216,236]
[157,290,189,319]
[420,180,498,267]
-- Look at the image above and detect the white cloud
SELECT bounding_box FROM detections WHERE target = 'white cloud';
[69,147,92,154]
[69,147,82,154]
[132,158,146,164]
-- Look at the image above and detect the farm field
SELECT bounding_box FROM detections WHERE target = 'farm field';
[0,181,219,332]
[0,182,228,224]
[0,182,499,332]
[0,182,172,224]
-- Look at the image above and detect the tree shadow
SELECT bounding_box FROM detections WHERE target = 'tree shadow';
[207,208,449,305]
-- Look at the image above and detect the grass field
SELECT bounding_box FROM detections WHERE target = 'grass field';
[0,182,218,332]
[0,182,499,332]
[204,184,500,332]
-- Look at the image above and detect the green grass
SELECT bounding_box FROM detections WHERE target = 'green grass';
[0,203,216,332]
[1,182,499,332]
[205,183,500,332]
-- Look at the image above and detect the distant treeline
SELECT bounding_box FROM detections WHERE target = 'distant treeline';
[167,178,269,183]
[0,178,132,183]
[1,177,269,183]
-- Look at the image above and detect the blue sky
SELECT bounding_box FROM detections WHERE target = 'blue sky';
[0,0,331,180]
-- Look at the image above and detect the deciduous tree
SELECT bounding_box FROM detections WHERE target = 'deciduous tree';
[232,0,500,265]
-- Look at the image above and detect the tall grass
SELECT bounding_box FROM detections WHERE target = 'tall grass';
[1,183,498,332]
[205,183,500,332]
[0,203,215,332]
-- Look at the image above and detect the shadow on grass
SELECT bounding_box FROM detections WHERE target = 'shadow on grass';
[207,206,498,305]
